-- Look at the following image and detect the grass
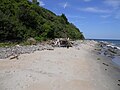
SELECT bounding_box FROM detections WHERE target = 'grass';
[97,58,101,60]
[0,42,18,47]
[0,41,32,47]
[94,48,101,51]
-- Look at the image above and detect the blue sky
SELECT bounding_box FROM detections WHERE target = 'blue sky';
[38,0,120,39]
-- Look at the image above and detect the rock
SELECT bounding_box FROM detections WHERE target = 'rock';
[15,44,20,47]
[47,47,54,50]
[105,69,107,71]
[114,47,117,49]
[108,49,117,54]
[10,55,19,60]
[27,37,36,45]
[118,84,120,86]
[0,43,55,59]
[102,63,109,66]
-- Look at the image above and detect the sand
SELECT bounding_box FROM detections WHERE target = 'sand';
[0,41,120,90]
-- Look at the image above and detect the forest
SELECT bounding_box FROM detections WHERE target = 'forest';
[0,0,84,42]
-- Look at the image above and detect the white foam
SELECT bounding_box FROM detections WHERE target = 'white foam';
[107,44,120,50]
[116,46,120,50]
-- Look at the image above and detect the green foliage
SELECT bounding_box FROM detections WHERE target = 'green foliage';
[34,36,45,41]
[97,58,100,60]
[61,14,69,24]
[0,42,18,47]
[32,0,39,5]
[0,0,84,42]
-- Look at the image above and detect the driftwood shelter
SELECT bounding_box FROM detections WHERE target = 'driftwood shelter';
[53,38,72,48]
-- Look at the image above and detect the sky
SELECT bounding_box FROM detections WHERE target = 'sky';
[38,0,120,39]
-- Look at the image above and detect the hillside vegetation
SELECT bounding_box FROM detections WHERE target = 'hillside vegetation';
[0,0,84,42]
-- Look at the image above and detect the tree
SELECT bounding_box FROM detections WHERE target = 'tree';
[32,0,39,5]
[61,14,69,24]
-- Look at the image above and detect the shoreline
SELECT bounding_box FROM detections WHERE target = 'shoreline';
[93,40,120,67]
[0,40,120,90]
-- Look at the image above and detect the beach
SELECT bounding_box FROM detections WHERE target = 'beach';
[0,41,120,90]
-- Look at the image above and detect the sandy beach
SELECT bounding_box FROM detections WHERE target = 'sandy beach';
[0,41,120,90]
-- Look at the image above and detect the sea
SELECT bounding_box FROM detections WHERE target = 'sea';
[93,39,120,47]
[90,39,120,67]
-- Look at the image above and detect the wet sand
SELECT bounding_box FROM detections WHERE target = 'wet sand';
[0,41,120,90]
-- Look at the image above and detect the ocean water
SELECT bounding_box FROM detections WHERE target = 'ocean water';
[93,39,120,47]
[92,39,120,67]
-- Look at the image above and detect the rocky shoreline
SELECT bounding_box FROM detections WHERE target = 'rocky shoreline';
[0,44,54,59]
[95,41,120,58]
[1,40,120,60]
[0,38,73,59]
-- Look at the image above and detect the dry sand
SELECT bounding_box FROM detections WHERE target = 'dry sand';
[0,41,120,90]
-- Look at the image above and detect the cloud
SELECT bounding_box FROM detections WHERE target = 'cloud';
[66,14,86,19]
[38,0,45,6]
[104,0,120,9]
[59,2,69,9]
[101,21,112,24]
[100,15,111,18]
[64,2,68,8]
[103,0,120,20]
[84,0,91,2]
[115,11,120,19]
[79,7,111,13]
[67,15,86,19]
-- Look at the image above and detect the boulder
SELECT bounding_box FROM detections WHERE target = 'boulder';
[27,37,36,45]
